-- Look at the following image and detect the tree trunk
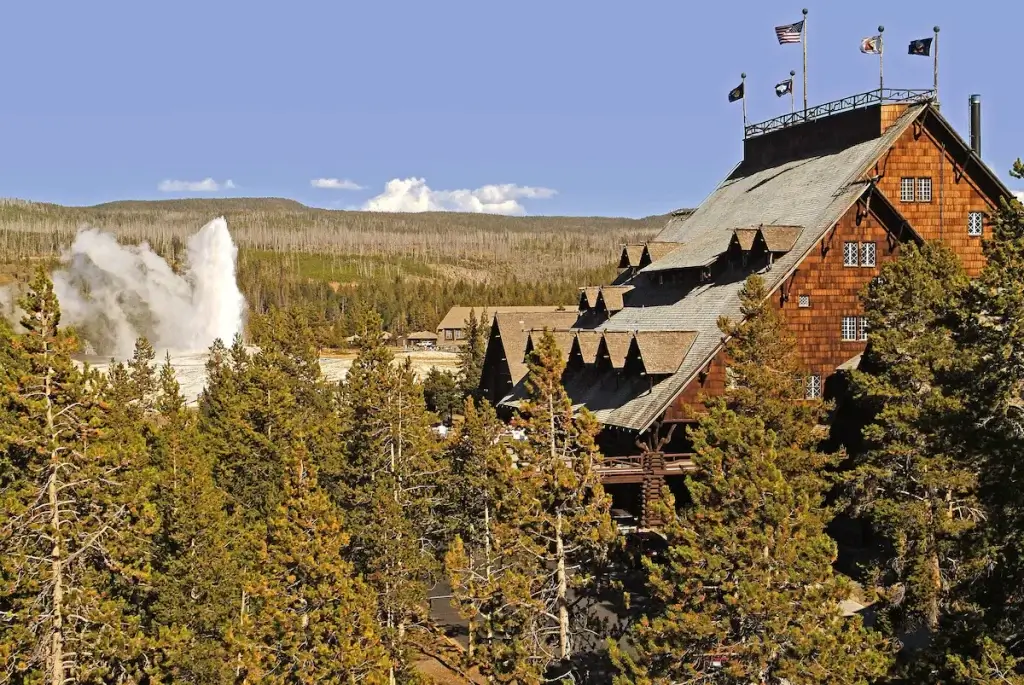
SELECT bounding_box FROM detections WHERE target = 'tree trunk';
[484,503,493,641]
[556,511,569,660]
[46,365,65,685]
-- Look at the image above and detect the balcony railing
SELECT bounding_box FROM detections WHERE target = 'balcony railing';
[744,88,935,139]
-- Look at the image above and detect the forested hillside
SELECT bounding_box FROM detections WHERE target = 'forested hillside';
[0,198,670,339]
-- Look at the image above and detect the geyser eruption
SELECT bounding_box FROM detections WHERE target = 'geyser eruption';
[52,217,246,359]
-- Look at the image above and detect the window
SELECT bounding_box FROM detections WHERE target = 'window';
[917,177,933,203]
[860,242,876,267]
[805,374,822,400]
[842,316,858,341]
[858,316,868,341]
[444,329,454,341]
[900,176,933,203]
[843,241,876,267]
[798,294,810,308]
[455,329,465,340]
[968,211,984,237]
[843,242,859,266]
[901,177,915,202]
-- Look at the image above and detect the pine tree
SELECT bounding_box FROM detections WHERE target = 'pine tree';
[423,367,461,425]
[443,398,543,680]
[0,269,154,683]
[338,311,442,683]
[845,243,978,632]
[512,330,617,673]
[613,274,893,684]
[458,308,487,399]
[233,446,389,684]
[614,407,893,684]
[148,355,244,684]
[718,275,836,495]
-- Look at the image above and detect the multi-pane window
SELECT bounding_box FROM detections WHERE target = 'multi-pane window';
[805,374,822,400]
[968,211,984,237]
[842,316,858,341]
[843,241,876,267]
[798,294,810,308]
[917,177,933,202]
[860,242,876,267]
[901,177,916,202]
[842,316,868,341]
[843,242,859,266]
[900,177,933,203]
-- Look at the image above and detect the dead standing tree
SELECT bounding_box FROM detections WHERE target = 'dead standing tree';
[0,271,143,684]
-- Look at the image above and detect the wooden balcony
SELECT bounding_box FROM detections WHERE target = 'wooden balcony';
[597,452,695,484]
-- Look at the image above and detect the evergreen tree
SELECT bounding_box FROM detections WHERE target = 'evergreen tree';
[718,275,835,495]
[512,330,617,673]
[443,399,542,680]
[148,355,244,684]
[232,447,389,684]
[846,243,978,632]
[458,307,487,399]
[0,269,155,683]
[612,406,894,684]
[423,367,461,425]
[338,311,442,683]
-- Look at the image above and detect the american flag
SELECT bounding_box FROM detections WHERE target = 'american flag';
[775,20,804,44]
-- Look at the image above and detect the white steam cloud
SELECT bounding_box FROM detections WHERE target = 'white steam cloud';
[361,177,556,215]
[52,217,246,360]
[158,178,236,192]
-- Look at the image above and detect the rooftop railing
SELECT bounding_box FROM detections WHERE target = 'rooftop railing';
[744,88,935,139]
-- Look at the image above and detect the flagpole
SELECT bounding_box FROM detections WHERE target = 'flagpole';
[801,8,808,116]
[933,26,941,107]
[789,70,796,114]
[741,72,747,129]
[878,26,885,95]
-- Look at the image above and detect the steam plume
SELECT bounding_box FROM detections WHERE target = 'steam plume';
[52,217,246,359]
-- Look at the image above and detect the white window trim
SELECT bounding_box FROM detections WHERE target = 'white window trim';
[900,177,915,203]
[860,242,876,268]
[805,374,822,400]
[968,211,984,237]
[843,241,859,267]
[842,316,858,342]
[916,177,933,203]
[798,294,810,308]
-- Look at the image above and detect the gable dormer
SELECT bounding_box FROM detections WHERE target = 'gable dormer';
[618,244,645,270]
[596,332,633,373]
[595,285,635,317]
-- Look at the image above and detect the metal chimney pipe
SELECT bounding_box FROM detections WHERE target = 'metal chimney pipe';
[970,94,981,156]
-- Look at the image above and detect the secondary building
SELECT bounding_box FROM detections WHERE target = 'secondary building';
[436,305,575,348]
[480,89,1010,526]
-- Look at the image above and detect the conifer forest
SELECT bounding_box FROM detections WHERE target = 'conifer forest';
[3,185,1024,683]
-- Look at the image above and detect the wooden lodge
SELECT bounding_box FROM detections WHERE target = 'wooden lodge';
[478,88,1013,527]
[436,305,574,349]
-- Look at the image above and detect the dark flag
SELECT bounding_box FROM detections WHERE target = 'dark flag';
[908,37,933,56]
[775,20,804,44]
[728,82,745,102]
[775,79,793,97]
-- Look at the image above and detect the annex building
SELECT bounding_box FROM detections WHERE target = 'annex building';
[479,89,1012,526]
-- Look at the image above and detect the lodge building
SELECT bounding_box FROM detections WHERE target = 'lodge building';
[478,89,1013,527]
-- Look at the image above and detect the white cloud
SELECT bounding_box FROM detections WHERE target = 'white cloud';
[157,178,236,193]
[311,178,364,190]
[361,177,557,215]
[1014,190,1024,203]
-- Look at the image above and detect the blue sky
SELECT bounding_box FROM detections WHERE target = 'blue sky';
[2,0,1020,217]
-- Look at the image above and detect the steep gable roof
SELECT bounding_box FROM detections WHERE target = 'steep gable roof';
[572,330,602,365]
[493,311,580,385]
[759,225,803,252]
[585,103,928,431]
[733,227,759,251]
[578,287,601,311]
[640,241,683,267]
[632,331,698,375]
[618,244,645,269]
[596,285,634,314]
[597,332,633,370]
[524,329,576,365]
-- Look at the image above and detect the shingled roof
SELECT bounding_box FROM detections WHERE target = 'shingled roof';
[733,228,759,251]
[493,311,580,385]
[524,329,576,365]
[578,287,601,311]
[596,286,634,314]
[640,241,684,267]
[597,332,633,370]
[437,305,572,332]
[618,244,645,269]
[631,331,698,375]
[571,330,603,365]
[760,225,803,253]
[583,103,928,430]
